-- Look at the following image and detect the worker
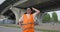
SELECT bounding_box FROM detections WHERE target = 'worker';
[19,7,40,32]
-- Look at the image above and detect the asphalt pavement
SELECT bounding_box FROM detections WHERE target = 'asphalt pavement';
[0,26,42,32]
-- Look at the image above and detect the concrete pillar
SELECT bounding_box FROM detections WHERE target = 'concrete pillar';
[10,6,26,24]
[10,6,21,24]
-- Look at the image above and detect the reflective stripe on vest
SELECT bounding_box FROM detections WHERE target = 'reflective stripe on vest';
[21,22,34,26]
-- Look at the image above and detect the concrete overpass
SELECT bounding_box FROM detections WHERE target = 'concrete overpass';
[0,0,60,24]
[13,0,60,12]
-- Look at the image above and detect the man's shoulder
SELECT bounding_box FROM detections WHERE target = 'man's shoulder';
[33,13,37,16]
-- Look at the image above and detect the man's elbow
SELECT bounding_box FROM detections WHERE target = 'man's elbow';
[38,11,40,14]
[38,11,40,13]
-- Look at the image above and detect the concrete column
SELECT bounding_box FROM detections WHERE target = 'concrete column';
[10,6,21,24]
[10,6,26,24]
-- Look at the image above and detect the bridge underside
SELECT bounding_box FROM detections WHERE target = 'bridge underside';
[0,0,60,24]
[14,0,60,13]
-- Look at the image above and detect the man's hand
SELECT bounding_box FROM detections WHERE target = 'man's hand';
[32,7,40,15]
[18,21,23,28]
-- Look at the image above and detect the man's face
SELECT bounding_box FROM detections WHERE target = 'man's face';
[27,8,32,14]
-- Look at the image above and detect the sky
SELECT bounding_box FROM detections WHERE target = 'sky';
[0,0,5,5]
[0,0,60,21]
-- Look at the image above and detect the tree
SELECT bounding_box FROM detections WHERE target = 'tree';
[42,13,51,23]
[52,12,58,23]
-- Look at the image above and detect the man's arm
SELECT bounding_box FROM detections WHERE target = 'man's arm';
[32,7,40,15]
[19,16,23,22]
[18,16,23,27]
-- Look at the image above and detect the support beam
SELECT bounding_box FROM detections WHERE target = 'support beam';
[13,0,51,8]
[13,0,28,6]
[1,5,12,15]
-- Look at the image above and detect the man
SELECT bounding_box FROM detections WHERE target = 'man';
[19,7,40,32]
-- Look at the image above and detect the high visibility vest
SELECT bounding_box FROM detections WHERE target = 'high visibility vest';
[21,14,34,29]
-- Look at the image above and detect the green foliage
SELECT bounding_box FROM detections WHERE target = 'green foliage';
[42,13,51,23]
[52,12,58,23]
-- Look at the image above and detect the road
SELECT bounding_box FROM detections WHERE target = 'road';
[0,26,42,32]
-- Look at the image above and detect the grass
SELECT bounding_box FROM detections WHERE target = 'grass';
[0,24,19,28]
[0,24,60,32]
[35,28,60,32]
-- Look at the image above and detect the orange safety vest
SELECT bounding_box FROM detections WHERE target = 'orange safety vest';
[21,14,34,32]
